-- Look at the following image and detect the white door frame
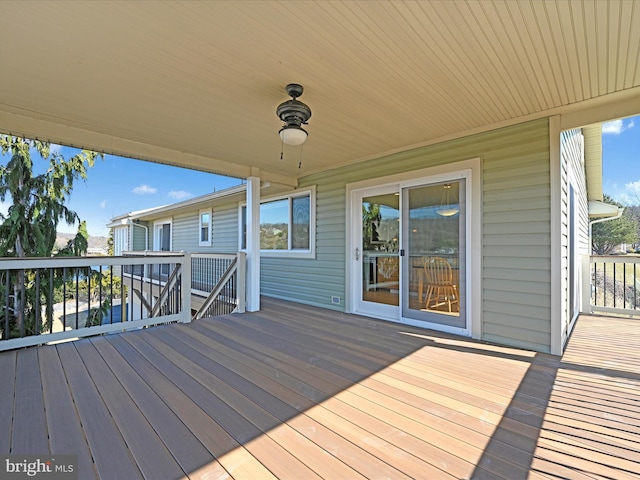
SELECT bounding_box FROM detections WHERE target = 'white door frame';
[351,184,402,322]
[345,158,482,339]
[153,218,173,251]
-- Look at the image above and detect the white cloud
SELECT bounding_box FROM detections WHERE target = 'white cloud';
[602,118,635,135]
[133,184,157,195]
[49,144,63,155]
[0,200,9,218]
[602,120,624,135]
[99,200,107,209]
[625,180,640,195]
[168,190,192,200]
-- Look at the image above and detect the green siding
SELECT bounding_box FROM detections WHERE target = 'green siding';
[131,222,149,251]
[169,202,239,254]
[261,182,346,309]
[173,212,200,251]
[212,204,240,254]
[262,118,553,352]
[560,128,589,347]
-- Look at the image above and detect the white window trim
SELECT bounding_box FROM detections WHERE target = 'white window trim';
[153,218,173,251]
[239,186,316,259]
[199,208,212,247]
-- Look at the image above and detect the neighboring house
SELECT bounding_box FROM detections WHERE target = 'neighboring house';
[109,121,616,355]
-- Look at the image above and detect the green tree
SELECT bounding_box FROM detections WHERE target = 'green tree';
[592,195,639,255]
[0,136,102,336]
[362,202,381,250]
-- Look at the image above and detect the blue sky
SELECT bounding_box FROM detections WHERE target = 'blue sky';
[602,115,640,205]
[1,115,638,237]
[0,147,242,236]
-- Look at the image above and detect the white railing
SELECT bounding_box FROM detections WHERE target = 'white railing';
[0,253,191,351]
[586,254,640,317]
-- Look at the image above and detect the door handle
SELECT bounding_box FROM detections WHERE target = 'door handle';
[355,247,360,261]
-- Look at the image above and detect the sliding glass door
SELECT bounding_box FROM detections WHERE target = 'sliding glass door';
[353,186,400,320]
[402,179,466,329]
[351,173,468,332]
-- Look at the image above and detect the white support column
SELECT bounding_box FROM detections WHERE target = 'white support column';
[246,175,261,311]
[181,252,192,323]
[549,115,563,356]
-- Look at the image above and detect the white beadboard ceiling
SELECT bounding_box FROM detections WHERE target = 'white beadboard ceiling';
[1,0,639,185]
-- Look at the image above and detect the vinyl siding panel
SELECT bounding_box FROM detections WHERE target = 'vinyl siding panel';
[212,204,240,253]
[261,182,346,309]
[172,213,199,252]
[149,202,239,254]
[560,128,590,349]
[482,120,551,351]
[264,118,552,352]
[131,222,149,251]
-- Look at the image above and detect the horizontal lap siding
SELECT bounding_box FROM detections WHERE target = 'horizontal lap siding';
[212,204,240,253]
[271,118,551,352]
[561,129,589,348]
[132,222,149,251]
[172,213,199,251]
[261,183,346,309]
[482,121,551,352]
[160,203,239,254]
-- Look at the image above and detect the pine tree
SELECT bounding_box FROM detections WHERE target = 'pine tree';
[0,136,102,335]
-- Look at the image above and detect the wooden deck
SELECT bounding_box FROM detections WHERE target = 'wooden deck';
[1,299,639,479]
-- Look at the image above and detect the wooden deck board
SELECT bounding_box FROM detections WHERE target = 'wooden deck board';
[120,331,277,480]
[11,348,49,454]
[0,350,16,454]
[106,334,232,480]
[55,342,143,479]
[74,340,186,480]
[89,337,221,478]
[2,300,640,479]
[145,327,324,480]
[38,346,97,480]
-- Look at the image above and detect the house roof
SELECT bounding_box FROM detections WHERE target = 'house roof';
[108,184,248,225]
[2,1,639,187]
[588,200,624,219]
[583,125,604,202]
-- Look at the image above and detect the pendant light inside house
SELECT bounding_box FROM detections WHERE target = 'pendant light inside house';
[277,83,312,145]
[436,183,460,217]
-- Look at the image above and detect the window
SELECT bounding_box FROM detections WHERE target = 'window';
[199,209,211,246]
[239,188,315,258]
[112,226,129,255]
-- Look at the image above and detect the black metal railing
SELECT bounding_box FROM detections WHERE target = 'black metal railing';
[193,254,243,319]
[191,254,236,293]
[123,251,246,319]
[591,255,640,313]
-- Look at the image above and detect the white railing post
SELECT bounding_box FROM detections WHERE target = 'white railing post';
[181,252,192,323]
[236,251,246,313]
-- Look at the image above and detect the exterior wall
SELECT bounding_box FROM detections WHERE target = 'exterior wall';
[262,118,553,352]
[152,202,239,254]
[112,226,129,256]
[560,129,590,348]
[131,222,149,251]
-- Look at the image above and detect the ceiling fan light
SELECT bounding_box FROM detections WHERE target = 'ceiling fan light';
[436,207,460,217]
[279,125,308,145]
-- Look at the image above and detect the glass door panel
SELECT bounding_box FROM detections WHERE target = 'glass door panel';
[403,180,465,328]
[361,193,400,308]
